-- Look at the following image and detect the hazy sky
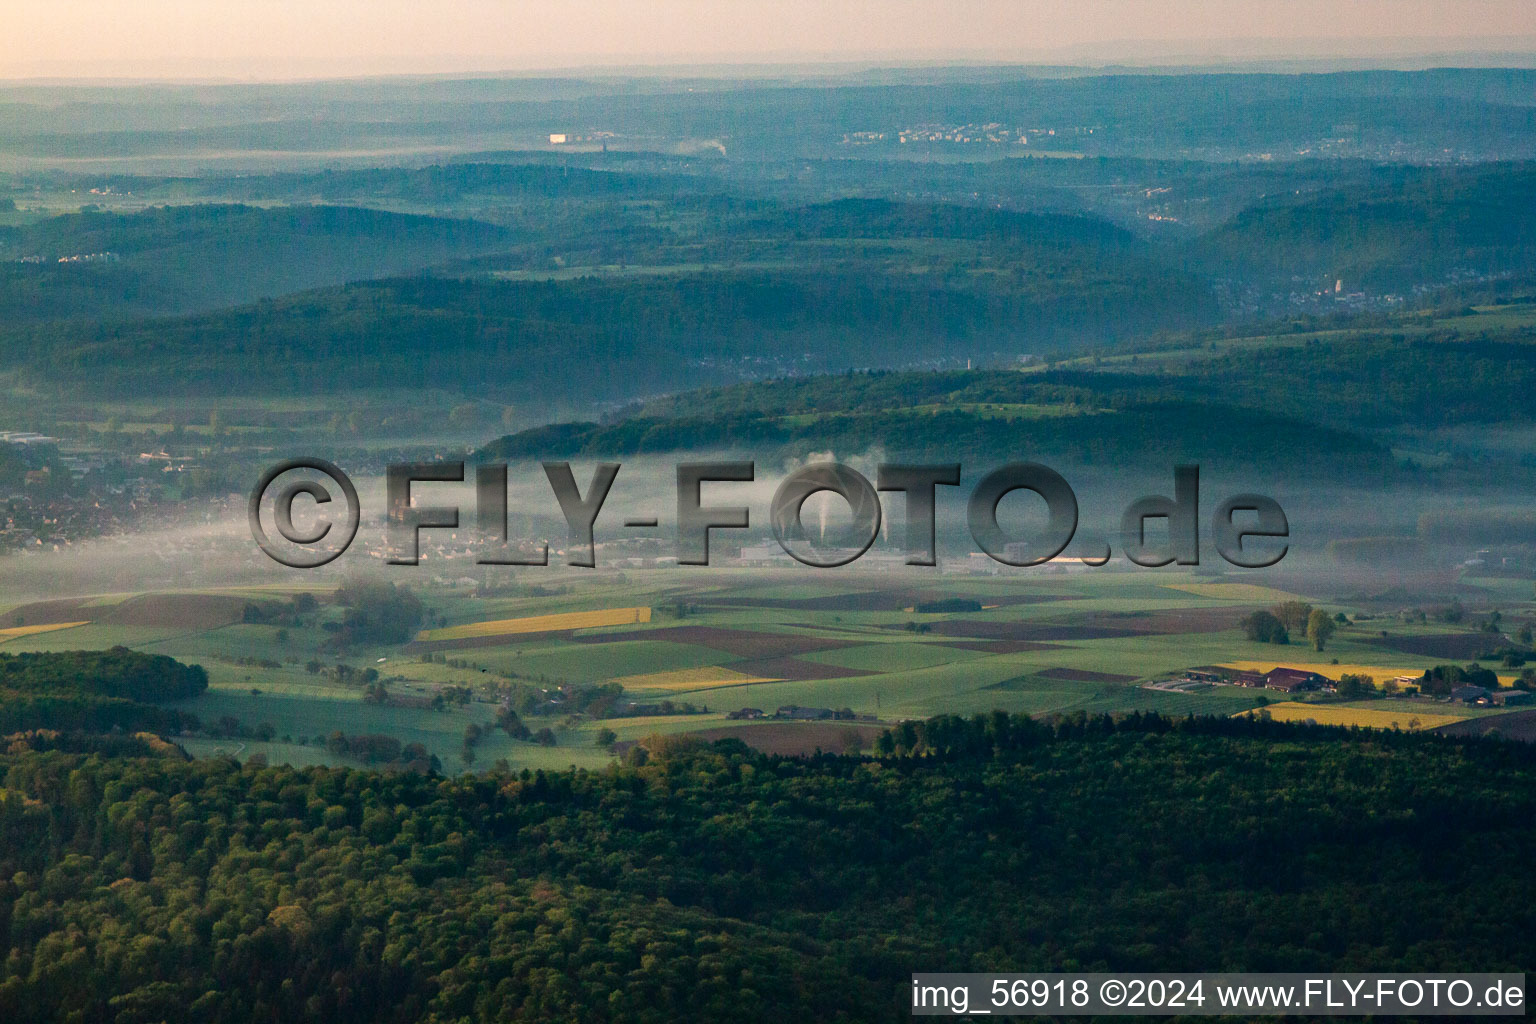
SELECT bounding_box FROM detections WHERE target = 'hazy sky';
[7,0,1536,80]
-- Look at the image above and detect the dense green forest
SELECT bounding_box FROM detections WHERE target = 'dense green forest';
[0,649,207,734]
[0,713,1531,1022]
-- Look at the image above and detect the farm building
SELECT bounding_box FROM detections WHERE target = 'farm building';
[727,708,765,720]
[1449,684,1491,704]
[1493,690,1534,706]
[1265,667,1329,693]
[776,705,835,721]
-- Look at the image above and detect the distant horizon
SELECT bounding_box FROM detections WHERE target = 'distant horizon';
[8,47,1536,87]
[7,0,1536,82]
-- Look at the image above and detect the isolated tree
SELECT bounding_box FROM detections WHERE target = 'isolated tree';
[496,707,530,740]
[1307,609,1336,651]
[1240,610,1289,645]
[594,727,618,750]
[1273,601,1314,633]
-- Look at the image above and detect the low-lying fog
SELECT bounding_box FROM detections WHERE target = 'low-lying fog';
[4,452,1520,607]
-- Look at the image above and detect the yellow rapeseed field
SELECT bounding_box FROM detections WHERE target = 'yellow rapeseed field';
[1163,583,1305,602]
[0,621,89,642]
[1237,702,1465,731]
[611,666,783,692]
[417,606,650,641]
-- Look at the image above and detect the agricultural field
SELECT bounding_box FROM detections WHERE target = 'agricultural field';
[610,666,781,693]
[413,606,652,646]
[0,621,89,642]
[7,565,1534,770]
[1161,583,1307,603]
[1241,702,1467,732]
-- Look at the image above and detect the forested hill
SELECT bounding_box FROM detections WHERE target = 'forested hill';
[1194,163,1536,292]
[0,714,1531,1022]
[483,399,1385,477]
[4,159,1535,414]
[478,367,1390,478]
[0,266,1219,400]
[476,300,1536,475]
[0,204,511,320]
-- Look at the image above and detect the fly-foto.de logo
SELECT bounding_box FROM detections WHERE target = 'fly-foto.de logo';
[249,459,1289,571]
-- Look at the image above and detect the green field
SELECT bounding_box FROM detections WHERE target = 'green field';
[12,566,1528,770]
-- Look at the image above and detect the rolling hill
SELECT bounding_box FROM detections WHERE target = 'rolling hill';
[0,203,512,320]
[0,259,1219,400]
[1194,163,1536,293]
